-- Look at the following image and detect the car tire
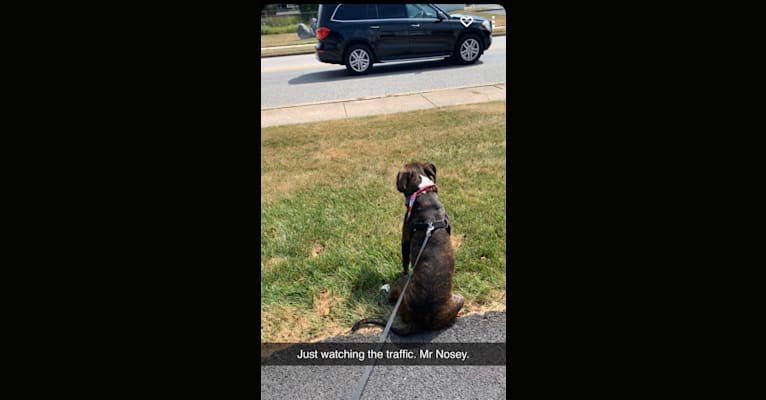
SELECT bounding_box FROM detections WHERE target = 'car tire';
[453,34,483,65]
[344,44,373,75]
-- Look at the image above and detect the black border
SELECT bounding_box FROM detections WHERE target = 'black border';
[36,0,707,397]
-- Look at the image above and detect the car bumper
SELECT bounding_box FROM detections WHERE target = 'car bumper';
[315,42,342,64]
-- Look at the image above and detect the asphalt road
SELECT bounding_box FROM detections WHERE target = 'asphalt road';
[260,36,506,108]
[261,310,507,400]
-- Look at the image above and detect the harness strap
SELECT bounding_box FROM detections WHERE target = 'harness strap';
[404,185,438,224]
[350,223,435,400]
[409,217,450,233]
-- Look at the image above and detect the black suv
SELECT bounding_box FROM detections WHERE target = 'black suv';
[315,4,492,75]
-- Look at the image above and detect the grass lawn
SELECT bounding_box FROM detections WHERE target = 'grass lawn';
[261,46,314,58]
[260,32,316,48]
[261,102,507,343]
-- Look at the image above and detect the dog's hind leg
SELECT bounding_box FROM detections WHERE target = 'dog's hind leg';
[449,294,465,318]
[386,274,410,304]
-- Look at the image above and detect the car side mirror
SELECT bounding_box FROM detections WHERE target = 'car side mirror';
[436,11,446,21]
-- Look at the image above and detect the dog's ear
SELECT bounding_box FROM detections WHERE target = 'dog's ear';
[396,170,410,193]
[423,163,437,183]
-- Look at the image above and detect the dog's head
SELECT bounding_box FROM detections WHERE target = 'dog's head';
[396,161,437,196]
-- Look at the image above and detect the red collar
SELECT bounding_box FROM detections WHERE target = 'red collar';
[404,185,438,223]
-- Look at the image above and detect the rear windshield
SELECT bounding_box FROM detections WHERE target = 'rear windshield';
[333,4,377,20]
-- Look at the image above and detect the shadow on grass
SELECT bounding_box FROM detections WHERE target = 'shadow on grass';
[287,59,483,85]
[347,265,397,310]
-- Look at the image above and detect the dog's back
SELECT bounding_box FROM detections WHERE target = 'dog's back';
[352,162,464,336]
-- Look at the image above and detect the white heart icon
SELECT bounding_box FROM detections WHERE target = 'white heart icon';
[460,15,474,28]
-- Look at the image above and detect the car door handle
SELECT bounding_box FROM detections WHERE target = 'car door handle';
[370,26,380,29]
[411,24,420,27]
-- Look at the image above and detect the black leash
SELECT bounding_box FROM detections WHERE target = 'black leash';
[349,222,436,400]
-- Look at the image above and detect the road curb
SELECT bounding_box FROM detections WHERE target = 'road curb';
[262,81,506,128]
[260,81,506,111]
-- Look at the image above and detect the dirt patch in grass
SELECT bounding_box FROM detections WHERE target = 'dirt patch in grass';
[262,256,286,273]
[262,289,505,345]
[261,303,506,347]
[262,304,352,344]
[311,242,325,257]
[315,289,332,316]
[261,306,312,342]
[451,234,465,251]
[460,289,507,316]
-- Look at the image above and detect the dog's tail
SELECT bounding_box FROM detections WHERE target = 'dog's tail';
[351,318,421,336]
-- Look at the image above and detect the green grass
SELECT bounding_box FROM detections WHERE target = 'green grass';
[261,15,313,35]
[260,33,316,48]
[261,46,314,58]
[260,25,296,35]
[261,102,507,343]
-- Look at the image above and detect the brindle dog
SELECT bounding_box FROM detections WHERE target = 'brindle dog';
[352,161,464,336]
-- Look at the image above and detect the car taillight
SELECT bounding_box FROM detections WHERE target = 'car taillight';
[316,27,330,40]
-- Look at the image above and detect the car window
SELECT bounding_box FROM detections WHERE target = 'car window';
[405,4,437,19]
[376,4,406,19]
[334,4,377,20]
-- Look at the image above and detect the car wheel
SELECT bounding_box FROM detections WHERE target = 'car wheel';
[453,35,482,65]
[344,44,373,75]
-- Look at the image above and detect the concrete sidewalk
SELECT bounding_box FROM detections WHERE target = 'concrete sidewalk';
[261,82,506,128]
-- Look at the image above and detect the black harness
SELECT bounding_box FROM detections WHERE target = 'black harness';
[404,185,451,235]
[409,217,451,235]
